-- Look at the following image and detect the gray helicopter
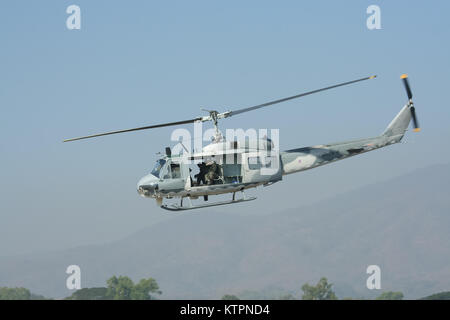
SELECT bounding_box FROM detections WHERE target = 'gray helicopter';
[64,74,420,211]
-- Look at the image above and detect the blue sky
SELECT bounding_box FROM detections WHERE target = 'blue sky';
[1,1,449,255]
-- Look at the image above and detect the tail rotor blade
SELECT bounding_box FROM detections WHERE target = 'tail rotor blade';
[401,74,420,132]
[401,74,413,100]
[410,106,420,132]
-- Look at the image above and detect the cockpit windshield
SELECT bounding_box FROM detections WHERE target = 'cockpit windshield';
[151,159,166,178]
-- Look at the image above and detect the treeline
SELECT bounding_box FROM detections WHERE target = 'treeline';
[0,275,161,300]
[0,287,48,300]
[221,277,404,300]
[65,275,162,300]
[221,277,449,301]
[1,276,450,300]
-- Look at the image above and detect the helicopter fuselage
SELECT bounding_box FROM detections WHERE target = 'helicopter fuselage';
[137,138,282,203]
[63,74,418,211]
[137,103,411,208]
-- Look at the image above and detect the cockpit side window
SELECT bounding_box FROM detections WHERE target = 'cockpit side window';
[151,159,166,178]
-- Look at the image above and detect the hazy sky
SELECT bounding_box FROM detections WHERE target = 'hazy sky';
[1,1,449,256]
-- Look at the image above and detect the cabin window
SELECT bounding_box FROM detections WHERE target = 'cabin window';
[262,156,276,168]
[248,156,277,170]
[248,157,262,170]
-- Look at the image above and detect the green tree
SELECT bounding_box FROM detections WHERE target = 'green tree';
[65,287,108,300]
[106,276,162,300]
[131,278,162,300]
[222,294,240,300]
[106,276,135,300]
[0,287,31,300]
[301,277,337,300]
[375,291,404,300]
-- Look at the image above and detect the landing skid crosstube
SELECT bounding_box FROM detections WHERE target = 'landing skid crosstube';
[160,194,257,211]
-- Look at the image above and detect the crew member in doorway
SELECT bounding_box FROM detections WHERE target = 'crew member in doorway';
[205,161,220,185]
[195,162,208,185]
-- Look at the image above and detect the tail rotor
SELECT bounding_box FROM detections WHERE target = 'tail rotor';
[401,74,421,132]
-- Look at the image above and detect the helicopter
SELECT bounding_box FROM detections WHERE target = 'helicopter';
[64,74,420,211]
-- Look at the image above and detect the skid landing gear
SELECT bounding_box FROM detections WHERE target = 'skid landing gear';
[160,191,256,212]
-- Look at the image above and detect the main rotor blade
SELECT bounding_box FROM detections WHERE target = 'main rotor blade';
[228,75,377,117]
[63,117,202,142]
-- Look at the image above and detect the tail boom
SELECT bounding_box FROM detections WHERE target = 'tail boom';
[281,103,414,175]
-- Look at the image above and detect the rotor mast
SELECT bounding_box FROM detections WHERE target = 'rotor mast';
[200,109,231,142]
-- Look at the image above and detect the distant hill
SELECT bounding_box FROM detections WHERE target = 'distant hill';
[0,163,449,299]
[420,291,450,300]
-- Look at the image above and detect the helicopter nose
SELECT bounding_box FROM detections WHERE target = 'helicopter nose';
[137,174,158,197]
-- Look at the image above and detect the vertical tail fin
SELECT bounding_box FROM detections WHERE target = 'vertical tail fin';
[382,74,420,141]
[382,104,412,139]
